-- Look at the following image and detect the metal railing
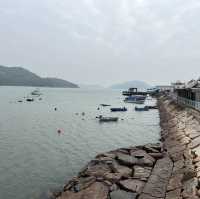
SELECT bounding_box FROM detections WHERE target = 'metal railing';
[177,96,200,111]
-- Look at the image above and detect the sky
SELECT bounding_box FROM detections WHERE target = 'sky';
[0,0,200,86]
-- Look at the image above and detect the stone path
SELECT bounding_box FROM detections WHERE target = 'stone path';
[159,96,200,199]
[51,96,200,199]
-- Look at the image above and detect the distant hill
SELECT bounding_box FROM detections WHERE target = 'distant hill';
[0,65,79,88]
[110,80,151,89]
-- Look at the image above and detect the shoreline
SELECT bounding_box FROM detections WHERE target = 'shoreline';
[51,95,200,199]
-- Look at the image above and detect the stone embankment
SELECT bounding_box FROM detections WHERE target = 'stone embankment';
[53,96,200,199]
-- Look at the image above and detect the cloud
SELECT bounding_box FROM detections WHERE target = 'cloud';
[0,0,200,85]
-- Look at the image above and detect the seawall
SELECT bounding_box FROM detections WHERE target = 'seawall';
[52,96,200,199]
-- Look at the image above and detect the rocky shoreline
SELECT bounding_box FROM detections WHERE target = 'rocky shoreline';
[52,95,200,199]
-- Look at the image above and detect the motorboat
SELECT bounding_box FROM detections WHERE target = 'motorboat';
[26,98,34,102]
[31,89,42,96]
[110,107,127,112]
[146,105,158,109]
[97,115,119,122]
[135,106,149,111]
[124,95,146,104]
[100,104,111,107]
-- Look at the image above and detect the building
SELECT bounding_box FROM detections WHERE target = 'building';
[156,85,174,92]
[176,78,200,111]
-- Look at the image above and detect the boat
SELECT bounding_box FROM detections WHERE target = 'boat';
[97,115,119,122]
[31,89,42,96]
[124,95,146,104]
[135,106,149,111]
[110,107,127,112]
[122,88,147,96]
[100,104,111,107]
[146,105,158,109]
[26,98,34,102]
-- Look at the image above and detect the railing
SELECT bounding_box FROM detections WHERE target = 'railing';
[177,96,200,111]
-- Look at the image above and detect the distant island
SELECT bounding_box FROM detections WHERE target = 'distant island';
[110,80,151,89]
[0,65,79,88]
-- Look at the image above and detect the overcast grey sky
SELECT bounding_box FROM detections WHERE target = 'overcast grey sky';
[0,0,200,86]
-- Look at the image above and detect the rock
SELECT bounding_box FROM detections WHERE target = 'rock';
[147,152,163,159]
[143,143,163,152]
[116,153,137,166]
[110,190,138,199]
[103,173,122,183]
[133,166,152,180]
[138,193,163,199]
[119,179,145,193]
[182,178,198,198]
[57,182,109,199]
[141,156,173,198]
[130,150,156,167]
[165,189,182,199]
[96,152,116,159]
[111,161,132,177]
[64,177,96,192]
[189,136,200,149]
[83,162,111,177]
[167,174,183,191]
[109,184,118,192]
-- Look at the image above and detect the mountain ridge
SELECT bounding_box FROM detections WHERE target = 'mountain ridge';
[0,65,79,88]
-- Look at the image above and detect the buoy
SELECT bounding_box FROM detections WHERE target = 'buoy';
[57,129,62,134]
[54,107,57,111]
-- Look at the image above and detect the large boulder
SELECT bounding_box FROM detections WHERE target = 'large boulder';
[57,182,109,199]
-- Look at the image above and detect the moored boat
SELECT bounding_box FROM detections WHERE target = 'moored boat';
[97,115,119,122]
[135,106,149,111]
[110,107,127,112]
[100,104,111,107]
[31,89,42,96]
[124,95,146,104]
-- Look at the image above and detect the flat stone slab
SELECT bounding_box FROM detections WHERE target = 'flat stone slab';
[189,136,200,149]
[167,174,183,191]
[133,166,152,180]
[119,179,145,193]
[166,189,182,199]
[116,153,137,166]
[111,161,132,177]
[140,156,173,198]
[110,190,138,199]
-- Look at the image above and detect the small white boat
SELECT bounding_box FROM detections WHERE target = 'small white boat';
[31,89,42,96]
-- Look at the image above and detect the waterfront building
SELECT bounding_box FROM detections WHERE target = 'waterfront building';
[156,85,174,92]
[175,78,200,111]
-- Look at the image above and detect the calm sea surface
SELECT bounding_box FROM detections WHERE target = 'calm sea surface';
[0,87,160,199]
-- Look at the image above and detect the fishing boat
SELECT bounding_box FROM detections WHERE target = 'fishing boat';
[100,104,111,107]
[146,105,158,109]
[110,107,127,112]
[26,98,34,102]
[135,106,149,111]
[31,89,42,96]
[97,115,119,122]
[124,95,146,104]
